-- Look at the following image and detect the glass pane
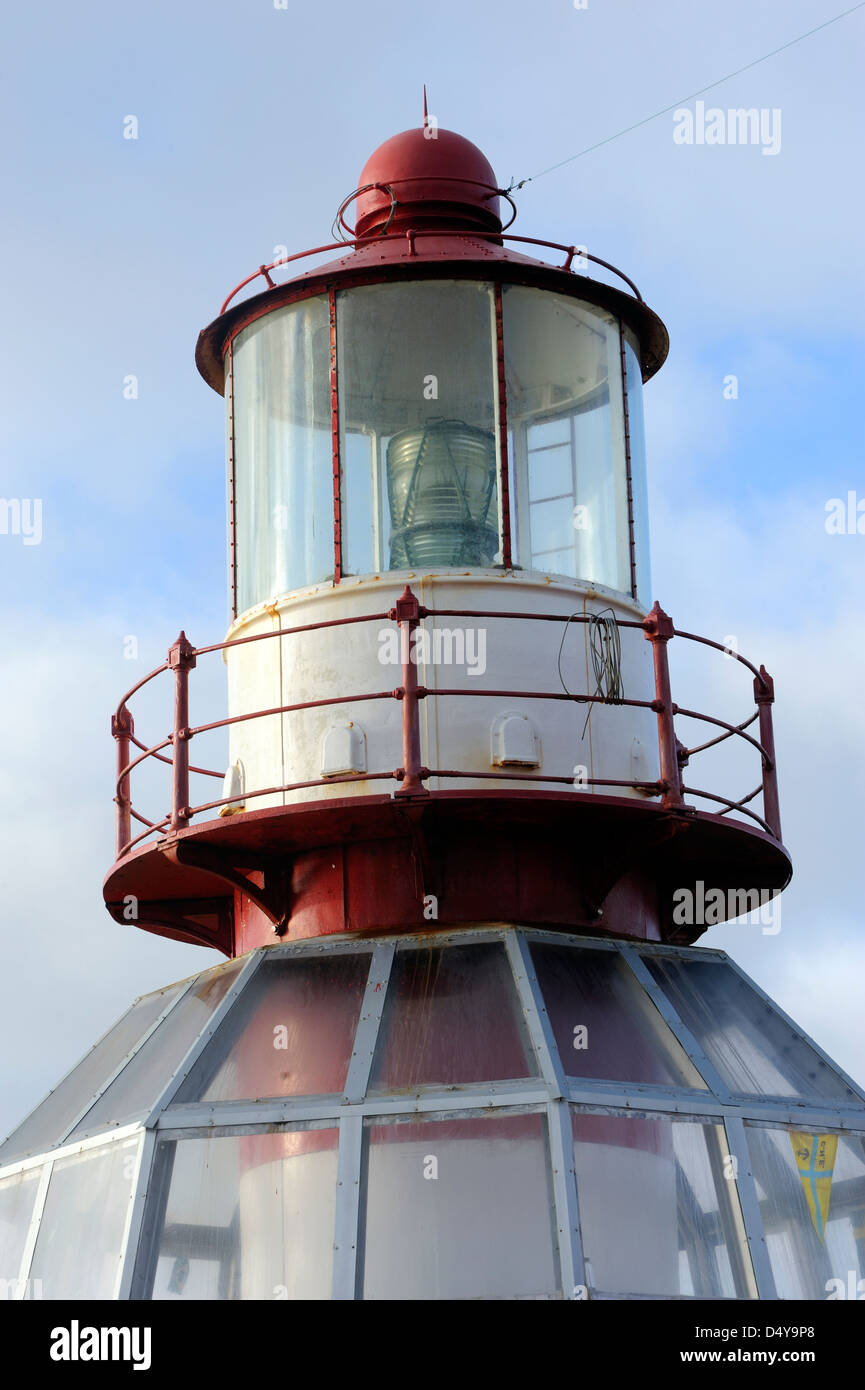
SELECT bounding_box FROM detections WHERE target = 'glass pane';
[174,953,370,1103]
[527,440,573,501]
[0,1168,40,1291]
[68,960,244,1138]
[363,1113,558,1299]
[232,296,333,612]
[645,956,859,1101]
[527,416,569,449]
[531,944,706,1087]
[746,1126,865,1300]
[572,1111,755,1298]
[0,983,183,1163]
[29,1137,140,1299]
[144,1131,338,1300]
[369,943,535,1090]
[503,287,630,591]
[624,329,651,604]
[533,547,574,574]
[529,497,578,563]
[338,281,499,574]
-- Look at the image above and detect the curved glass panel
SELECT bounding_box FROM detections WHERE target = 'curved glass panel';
[645,956,859,1102]
[143,1130,338,1300]
[531,943,706,1087]
[746,1126,865,1300]
[174,953,370,1103]
[369,943,535,1090]
[572,1111,755,1298]
[337,281,499,575]
[502,286,630,592]
[362,1113,558,1299]
[624,328,651,604]
[29,1137,140,1299]
[232,296,333,612]
[0,983,183,1164]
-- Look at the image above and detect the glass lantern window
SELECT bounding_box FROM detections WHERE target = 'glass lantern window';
[502,286,631,592]
[225,280,652,608]
[337,280,500,575]
[231,295,333,612]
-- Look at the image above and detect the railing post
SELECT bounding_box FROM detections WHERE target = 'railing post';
[169,632,196,831]
[391,586,428,798]
[112,705,134,856]
[754,665,782,840]
[644,601,685,810]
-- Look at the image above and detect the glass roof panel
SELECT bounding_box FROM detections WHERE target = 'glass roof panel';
[174,953,370,1103]
[644,956,860,1102]
[0,983,184,1164]
[530,943,706,1088]
[67,959,245,1140]
[368,942,536,1091]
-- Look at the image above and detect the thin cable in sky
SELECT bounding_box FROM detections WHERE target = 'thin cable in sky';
[510,1,865,189]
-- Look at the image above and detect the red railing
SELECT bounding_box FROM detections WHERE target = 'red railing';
[111,588,782,860]
[218,229,643,317]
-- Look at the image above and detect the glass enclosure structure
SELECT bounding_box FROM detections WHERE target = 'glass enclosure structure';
[2,929,863,1301]
[228,279,651,616]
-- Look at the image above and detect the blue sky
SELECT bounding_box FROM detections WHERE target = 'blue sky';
[1,0,863,1134]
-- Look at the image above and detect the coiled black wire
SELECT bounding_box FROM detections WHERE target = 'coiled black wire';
[557,608,624,741]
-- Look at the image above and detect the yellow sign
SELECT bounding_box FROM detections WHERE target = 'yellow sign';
[790,1132,837,1242]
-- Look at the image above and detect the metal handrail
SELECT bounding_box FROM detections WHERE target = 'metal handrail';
[218,228,643,316]
[681,709,759,760]
[110,589,783,858]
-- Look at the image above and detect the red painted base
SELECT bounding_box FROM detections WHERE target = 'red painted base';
[103,790,792,956]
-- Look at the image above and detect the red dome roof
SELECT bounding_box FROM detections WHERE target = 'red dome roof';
[353,126,502,238]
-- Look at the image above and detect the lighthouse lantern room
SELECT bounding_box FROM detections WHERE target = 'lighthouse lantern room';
[2,125,864,1303]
